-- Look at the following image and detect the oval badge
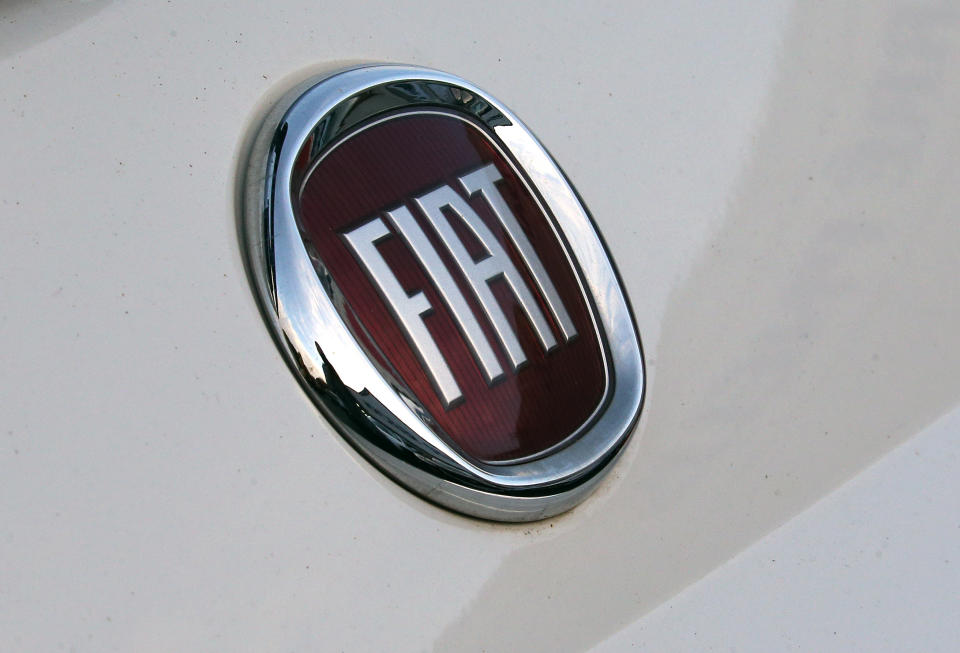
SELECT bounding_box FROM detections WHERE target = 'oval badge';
[241,65,644,521]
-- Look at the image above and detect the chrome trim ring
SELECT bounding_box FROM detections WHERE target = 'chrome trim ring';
[240,64,645,522]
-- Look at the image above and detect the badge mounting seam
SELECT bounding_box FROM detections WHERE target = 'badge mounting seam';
[241,64,645,522]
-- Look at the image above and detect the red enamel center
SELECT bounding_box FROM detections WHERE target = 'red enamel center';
[297,110,606,463]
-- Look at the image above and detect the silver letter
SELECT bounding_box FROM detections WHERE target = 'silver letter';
[459,163,577,342]
[385,205,505,385]
[343,218,462,407]
[415,186,557,370]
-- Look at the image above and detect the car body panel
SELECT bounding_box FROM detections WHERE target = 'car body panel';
[2,1,958,650]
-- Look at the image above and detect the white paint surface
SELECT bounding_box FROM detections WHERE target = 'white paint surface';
[1,1,959,651]
[594,406,960,652]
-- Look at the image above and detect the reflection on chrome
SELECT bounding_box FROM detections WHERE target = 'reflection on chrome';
[241,65,645,521]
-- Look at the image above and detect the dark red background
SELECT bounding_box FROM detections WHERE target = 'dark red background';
[297,110,606,463]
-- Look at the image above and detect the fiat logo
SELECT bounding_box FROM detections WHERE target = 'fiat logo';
[241,65,644,521]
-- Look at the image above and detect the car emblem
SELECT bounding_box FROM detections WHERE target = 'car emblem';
[241,65,644,521]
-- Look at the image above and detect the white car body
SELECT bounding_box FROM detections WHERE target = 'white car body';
[2,1,958,650]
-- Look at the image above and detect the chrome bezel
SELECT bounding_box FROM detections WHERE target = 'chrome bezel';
[241,64,645,522]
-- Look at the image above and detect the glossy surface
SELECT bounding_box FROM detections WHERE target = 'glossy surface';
[299,110,606,462]
[1,0,958,650]
[242,65,642,520]
[594,405,960,652]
